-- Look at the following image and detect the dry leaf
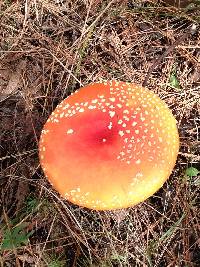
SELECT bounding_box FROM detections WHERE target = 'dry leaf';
[18,254,36,264]
[0,60,27,102]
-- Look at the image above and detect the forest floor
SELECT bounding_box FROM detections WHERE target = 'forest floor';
[0,0,200,266]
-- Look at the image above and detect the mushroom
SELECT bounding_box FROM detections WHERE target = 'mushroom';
[39,80,179,210]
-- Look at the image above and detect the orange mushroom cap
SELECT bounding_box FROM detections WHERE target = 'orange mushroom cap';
[39,80,179,210]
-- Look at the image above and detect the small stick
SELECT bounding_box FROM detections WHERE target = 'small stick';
[142,25,195,87]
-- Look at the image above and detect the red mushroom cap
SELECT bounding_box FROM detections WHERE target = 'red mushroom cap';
[39,80,179,210]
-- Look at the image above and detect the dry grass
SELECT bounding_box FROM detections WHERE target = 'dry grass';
[0,0,199,266]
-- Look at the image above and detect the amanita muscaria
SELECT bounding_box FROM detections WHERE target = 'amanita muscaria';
[39,80,179,210]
